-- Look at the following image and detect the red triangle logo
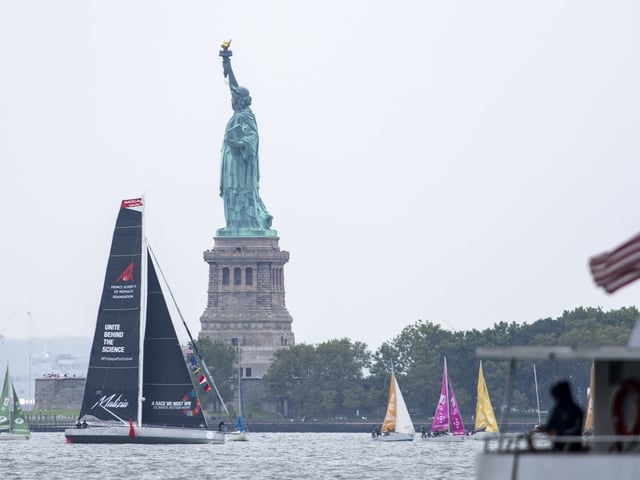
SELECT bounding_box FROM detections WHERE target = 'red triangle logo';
[115,263,134,283]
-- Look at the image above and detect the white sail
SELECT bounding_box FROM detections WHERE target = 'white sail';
[392,374,415,435]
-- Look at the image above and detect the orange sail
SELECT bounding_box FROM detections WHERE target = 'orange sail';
[381,372,398,432]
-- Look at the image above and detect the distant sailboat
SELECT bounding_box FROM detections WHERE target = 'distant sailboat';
[373,370,415,441]
[226,340,249,442]
[0,365,30,440]
[469,361,499,440]
[424,357,465,442]
[584,362,594,434]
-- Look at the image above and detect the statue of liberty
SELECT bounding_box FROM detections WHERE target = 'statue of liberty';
[217,41,275,236]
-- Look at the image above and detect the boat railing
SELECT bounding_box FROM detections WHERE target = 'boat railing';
[483,432,640,454]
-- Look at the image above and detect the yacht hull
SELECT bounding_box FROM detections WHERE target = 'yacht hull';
[225,430,249,442]
[422,434,465,442]
[373,432,415,442]
[64,426,225,444]
[0,433,30,440]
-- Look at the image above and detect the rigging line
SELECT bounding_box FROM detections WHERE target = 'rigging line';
[97,404,128,425]
[145,240,230,417]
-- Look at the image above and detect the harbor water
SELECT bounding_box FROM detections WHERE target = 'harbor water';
[2,432,483,479]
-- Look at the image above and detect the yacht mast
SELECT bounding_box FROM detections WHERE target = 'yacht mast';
[533,364,541,425]
[137,199,147,427]
[444,357,451,432]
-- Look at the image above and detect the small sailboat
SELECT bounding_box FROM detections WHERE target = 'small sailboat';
[373,370,415,441]
[225,397,249,442]
[469,361,499,440]
[226,340,249,442]
[584,362,594,435]
[0,365,30,440]
[64,198,225,444]
[424,357,465,442]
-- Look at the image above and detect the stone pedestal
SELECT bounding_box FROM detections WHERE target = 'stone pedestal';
[199,236,295,379]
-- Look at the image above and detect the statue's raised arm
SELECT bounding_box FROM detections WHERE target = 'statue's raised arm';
[219,40,239,89]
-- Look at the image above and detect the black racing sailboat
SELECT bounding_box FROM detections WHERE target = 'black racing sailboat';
[65,198,224,444]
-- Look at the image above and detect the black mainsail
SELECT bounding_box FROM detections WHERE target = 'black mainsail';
[78,198,143,424]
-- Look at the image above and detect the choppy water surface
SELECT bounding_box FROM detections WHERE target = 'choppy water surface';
[2,432,483,480]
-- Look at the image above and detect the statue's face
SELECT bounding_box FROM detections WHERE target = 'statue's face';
[231,95,243,111]
[231,94,250,111]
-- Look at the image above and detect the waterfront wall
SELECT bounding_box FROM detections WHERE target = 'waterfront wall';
[34,376,84,411]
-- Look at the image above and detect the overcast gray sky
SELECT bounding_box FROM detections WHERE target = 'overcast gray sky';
[2,1,640,350]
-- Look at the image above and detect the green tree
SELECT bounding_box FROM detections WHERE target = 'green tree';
[370,320,461,417]
[263,339,372,419]
[311,339,371,417]
[263,343,316,418]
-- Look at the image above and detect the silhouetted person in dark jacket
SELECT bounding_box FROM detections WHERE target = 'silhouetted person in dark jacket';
[538,380,584,451]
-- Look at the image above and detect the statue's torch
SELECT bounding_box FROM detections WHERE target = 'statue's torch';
[219,40,233,78]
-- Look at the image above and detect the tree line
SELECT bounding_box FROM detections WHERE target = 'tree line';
[195,306,637,421]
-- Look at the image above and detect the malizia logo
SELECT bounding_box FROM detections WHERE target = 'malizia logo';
[91,394,129,410]
[115,263,134,283]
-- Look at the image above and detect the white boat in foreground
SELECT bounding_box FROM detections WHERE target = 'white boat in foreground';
[475,345,640,480]
[476,227,640,480]
[64,198,224,445]
[475,224,640,478]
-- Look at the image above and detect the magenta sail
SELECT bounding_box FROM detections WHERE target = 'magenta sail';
[431,364,450,432]
[430,357,466,435]
[448,380,466,435]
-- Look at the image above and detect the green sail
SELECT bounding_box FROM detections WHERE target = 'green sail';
[0,366,30,436]
[0,366,10,431]
[11,381,29,435]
